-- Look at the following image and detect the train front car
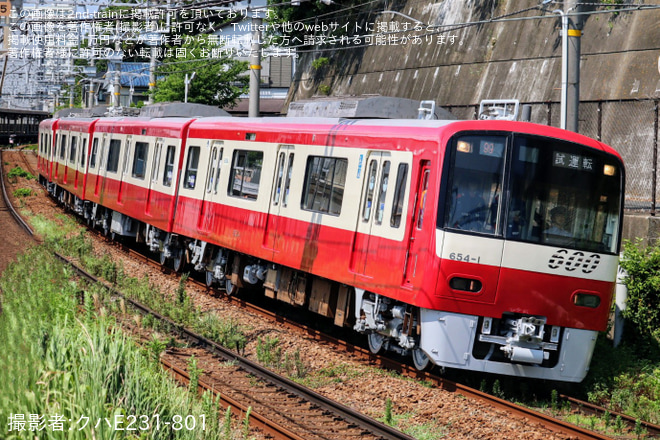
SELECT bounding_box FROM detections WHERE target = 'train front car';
[422,121,624,382]
[37,118,58,189]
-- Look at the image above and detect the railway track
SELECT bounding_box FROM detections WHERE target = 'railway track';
[2,150,656,439]
[55,252,415,440]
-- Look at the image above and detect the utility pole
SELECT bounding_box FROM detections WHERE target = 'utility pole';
[248,14,263,118]
[566,0,583,133]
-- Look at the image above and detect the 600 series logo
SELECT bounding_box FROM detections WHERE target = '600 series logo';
[548,249,601,274]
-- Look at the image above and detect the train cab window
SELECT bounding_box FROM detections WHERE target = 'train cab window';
[302,156,348,216]
[90,138,99,169]
[391,163,409,228]
[69,137,77,163]
[508,136,622,253]
[163,145,176,187]
[183,146,201,189]
[228,150,263,200]
[106,139,121,173]
[444,135,506,235]
[132,142,149,179]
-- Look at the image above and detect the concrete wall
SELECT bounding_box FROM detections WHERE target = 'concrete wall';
[287,0,660,105]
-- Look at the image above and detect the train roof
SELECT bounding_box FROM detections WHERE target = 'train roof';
[186,116,622,160]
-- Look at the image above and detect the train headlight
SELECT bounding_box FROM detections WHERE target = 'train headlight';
[457,140,472,153]
[482,317,492,335]
[550,326,560,343]
[573,292,601,308]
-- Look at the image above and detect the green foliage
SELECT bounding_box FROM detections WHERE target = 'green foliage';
[7,166,35,180]
[318,84,331,95]
[384,397,393,426]
[242,407,252,440]
[619,239,660,353]
[195,313,247,354]
[311,57,329,70]
[222,406,233,439]
[256,335,281,367]
[13,187,32,198]
[151,35,248,107]
[188,355,203,396]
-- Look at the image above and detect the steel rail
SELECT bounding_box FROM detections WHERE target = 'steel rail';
[0,150,34,236]
[161,357,308,440]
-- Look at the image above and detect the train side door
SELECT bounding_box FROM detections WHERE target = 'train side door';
[145,138,163,215]
[197,140,223,233]
[263,145,295,253]
[403,161,432,286]
[117,135,132,204]
[350,151,391,276]
[94,134,107,197]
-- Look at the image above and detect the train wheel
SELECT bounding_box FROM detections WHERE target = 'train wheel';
[159,250,167,266]
[225,278,238,295]
[412,348,431,371]
[205,271,215,287]
[367,333,385,354]
[172,249,185,273]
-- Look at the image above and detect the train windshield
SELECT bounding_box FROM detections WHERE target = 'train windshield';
[443,134,623,254]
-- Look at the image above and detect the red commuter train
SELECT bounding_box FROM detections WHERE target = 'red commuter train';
[38,112,624,382]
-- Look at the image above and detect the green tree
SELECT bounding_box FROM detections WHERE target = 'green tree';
[151,35,248,107]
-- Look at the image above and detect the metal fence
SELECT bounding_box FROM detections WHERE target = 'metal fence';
[445,99,660,214]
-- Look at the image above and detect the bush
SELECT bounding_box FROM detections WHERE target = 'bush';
[620,239,660,346]
[13,188,32,198]
[7,166,35,180]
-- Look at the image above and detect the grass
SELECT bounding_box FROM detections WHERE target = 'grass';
[0,214,257,439]
[0,248,227,439]
[7,166,35,181]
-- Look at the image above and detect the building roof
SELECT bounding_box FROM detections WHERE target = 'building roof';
[107,62,152,88]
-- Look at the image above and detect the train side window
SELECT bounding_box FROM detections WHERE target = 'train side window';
[80,137,86,167]
[302,156,348,216]
[59,135,67,160]
[283,154,294,206]
[183,146,201,189]
[213,145,224,194]
[361,160,378,222]
[106,139,121,173]
[122,140,131,175]
[151,142,162,183]
[228,149,263,200]
[163,145,176,187]
[69,137,77,163]
[391,164,409,228]
[416,168,431,229]
[90,138,99,169]
[273,152,286,205]
[206,146,218,193]
[375,161,391,225]
[132,142,149,179]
